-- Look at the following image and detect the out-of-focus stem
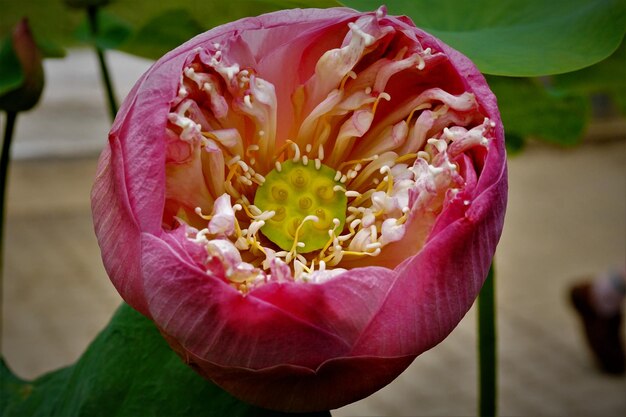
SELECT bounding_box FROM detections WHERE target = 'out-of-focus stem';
[86,5,118,120]
[478,263,497,416]
[1,111,18,324]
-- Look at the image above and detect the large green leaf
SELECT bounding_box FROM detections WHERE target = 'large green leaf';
[0,304,330,417]
[342,0,626,76]
[488,75,589,150]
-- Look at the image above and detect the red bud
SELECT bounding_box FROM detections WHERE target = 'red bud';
[0,19,44,112]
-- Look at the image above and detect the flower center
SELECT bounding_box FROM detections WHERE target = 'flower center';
[253,160,347,253]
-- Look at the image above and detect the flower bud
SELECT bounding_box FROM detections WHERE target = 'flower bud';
[0,19,44,112]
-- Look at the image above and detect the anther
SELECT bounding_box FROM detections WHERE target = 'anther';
[291,142,301,162]
[227,155,241,166]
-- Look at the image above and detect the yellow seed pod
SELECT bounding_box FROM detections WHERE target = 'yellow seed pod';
[254,160,347,252]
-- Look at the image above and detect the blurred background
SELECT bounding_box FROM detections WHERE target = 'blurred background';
[1,1,625,416]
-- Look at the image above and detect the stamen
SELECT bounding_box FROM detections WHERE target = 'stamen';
[227,155,241,166]
[340,70,357,90]
[372,92,391,114]
[194,207,212,220]
[291,141,301,162]
[237,160,250,172]
[417,151,430,161]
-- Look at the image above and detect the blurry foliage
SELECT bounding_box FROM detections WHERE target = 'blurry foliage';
[0,37,24,97]
[72,9,132,50]
[492,41,625,154]
[552,41,626,116]
[120,9,206,60]
[0,0,338,49]
[489,76,590,153]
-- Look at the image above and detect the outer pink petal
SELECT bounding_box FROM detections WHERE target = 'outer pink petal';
[141,232,351,368]
[162,331,415,412]
[91,140,150,316]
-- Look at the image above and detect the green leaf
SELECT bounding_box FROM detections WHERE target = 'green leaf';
[35,38,67,59]
[120,9,206,60]
[1,304,330,417]
[73,9,132,50]
[487,76,590,147]
[503,133,526,155]
[551,41,626,116]
[118,1,339,59]
[341,0,626,76]
[0,36,24,96]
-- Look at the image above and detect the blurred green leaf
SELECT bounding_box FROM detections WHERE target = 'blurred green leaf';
[119,1,338,60]
[0,37,24,96]
[0,303,330,417]
[35,39,67,58]
[551,41,626,115]
[488,76,590,147]
[342,0,626,76]
[120,9,205,60]
[1,0,339,50]
[73,9,132,49]
[504,133,526,155]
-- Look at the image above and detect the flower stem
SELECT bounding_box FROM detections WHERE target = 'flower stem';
[1,111,18,304]
[86,5,118,121]
[478,263,497,416]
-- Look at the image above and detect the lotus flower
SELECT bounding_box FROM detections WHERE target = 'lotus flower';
[92,6,507,412]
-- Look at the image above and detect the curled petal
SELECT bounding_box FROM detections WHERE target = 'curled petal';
[208,194,236,236]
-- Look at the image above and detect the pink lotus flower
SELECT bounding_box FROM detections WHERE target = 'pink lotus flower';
[92,6,506,412]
